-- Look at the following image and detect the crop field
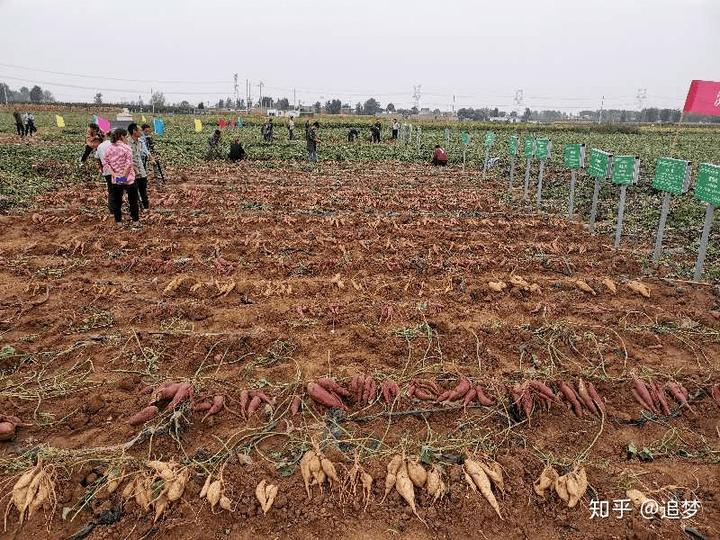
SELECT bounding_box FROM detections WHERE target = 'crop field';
[0,109,719,539]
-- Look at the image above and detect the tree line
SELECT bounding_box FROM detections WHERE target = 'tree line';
[0,82,55,104]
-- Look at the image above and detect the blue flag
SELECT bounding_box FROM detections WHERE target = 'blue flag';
[153,118,165,135]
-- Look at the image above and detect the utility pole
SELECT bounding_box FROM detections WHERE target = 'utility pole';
[452,94,456,113]
[233,73,239,109]
[412,84,421,111]
[151,87,155,114]
[598,95,605,124]
[293,88,296,109]
[258,81,264,109]
[246,79,251,112]
[3,84,8,105]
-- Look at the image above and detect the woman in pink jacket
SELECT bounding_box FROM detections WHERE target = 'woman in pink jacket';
[104,128,140,226]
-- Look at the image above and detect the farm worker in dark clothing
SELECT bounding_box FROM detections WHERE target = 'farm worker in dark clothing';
[370,122,381,143]
[432,145,448,166]
[228,139,247,161]
[128,123,149,210]
[207,129,222,159]
[13,111,24,137]
[347,128,359,142]
[306,122,320,162]
[24,112,36,136]
[141,124,166,186]
[261,119,274,141]
[392,119,400,140]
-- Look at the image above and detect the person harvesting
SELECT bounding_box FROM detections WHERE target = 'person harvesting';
[128,123,149,211]
[306,121,320,162]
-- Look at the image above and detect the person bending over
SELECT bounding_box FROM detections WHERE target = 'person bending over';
[229,139,247,161]
[432,145,448,166]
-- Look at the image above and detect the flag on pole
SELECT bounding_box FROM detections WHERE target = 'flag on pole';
[683,80,720,117]
[153,118,165,135]
[194,119,203,132]
[141,115,147,123]
[97,116,111,134]
[55,115,65,128]
[219,118,227,129]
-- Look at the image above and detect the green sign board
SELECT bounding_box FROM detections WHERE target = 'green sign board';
[460,131,470,145]
[508,135,518,156]
[535,138,551,160]
[652,157,690,195]
[588,149,612,179]
[694,163,720,206]
[523,138,535,158]
[563,144,584,169]
[612,156,638,185]
[484,131,496,147]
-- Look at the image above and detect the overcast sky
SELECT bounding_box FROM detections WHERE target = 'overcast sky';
[0,0,717,112]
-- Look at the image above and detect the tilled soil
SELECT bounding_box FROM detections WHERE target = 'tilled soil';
[0,161,718,539]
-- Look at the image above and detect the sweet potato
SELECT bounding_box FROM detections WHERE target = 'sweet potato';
[529,380,558,403]
[168,383,193,409]
[665,382,692,412]
[128,405,159,426]
[153,382,181,401]
[445,377,471,402]
[464,459,502,519]
[414,387,435,401]
[586,382,605,414]
[710,384,720,407]
[475,386,495,406]
[415,379,441,395]
[557,381,583,417]
[533,465,558,498]
[349,375,363,401]
[576,379,599,417]
[631,388,653,411]
[395,462,424,523]
[382,454,403,501]
[239,389,249,419]
[307,382,346,410]
[246,395,262,417]
[362,376,376,404]
[192,401,212,413]
[202,395,224,421]
[290,395,302,415]
[250,389,272,405]
[407,459,427,488]
[0,422,17,441]
[463,387,478,407]
[300,450,316,498]
[632,379,657,413]
[652,383,671,416]
[406,383,416,399]
[317,377,351,398]
[426,465,447,502]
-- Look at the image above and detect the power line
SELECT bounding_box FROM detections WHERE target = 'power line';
[0,61,229,85]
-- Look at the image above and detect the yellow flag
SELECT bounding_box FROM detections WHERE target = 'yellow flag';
[55,115,65,128]
[194,119,203,132]
[141,115,147,123]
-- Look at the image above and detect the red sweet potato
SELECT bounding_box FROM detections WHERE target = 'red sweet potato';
[291,395,302,415]
[557,381,583,417]
[246,395,262,417]
[631,388,653,411]
[362,376,376,404]
[463,388,477,407]
[586,382,605,414]
[202,395,224,421]
[576,379,599,417]
[529,380,558,402]
[239,389,249,419]
[317,377,351,398]
[154,382,181,401]
[475,386,495,406]
[192,401,212,412]
[652,383,671,416]
[406,383,416,399]
[168,383,193,409]
[632,379,657,414]
[128,405,159,426]
[445,377,471,402]
[0,422,16,441]
[307,382,347,410]
[250,390,272,405]
[414,388,435,401]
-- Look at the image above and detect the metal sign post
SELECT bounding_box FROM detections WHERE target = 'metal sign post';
[508,135,519,196]
[587,149,613,233]
[482,131,495,178]
[509,155,516,191]
[692,163,720,280]
[534,139,551,208]
[564,143,585,219]
[460,131,470,171]
[651,157,692,264]
[611,155,640,248]
[522,137,535,201]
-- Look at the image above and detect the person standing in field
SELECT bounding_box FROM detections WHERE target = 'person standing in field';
[24,112,37,137]
[141,123,165,186]
[94,135,114,214]
[287,117,295,140]
[13,111,24,137]
[431,144,448,166]
[104,128,140,226]
[347,127,359,142]
[79,123,102,167]
[306,121,320,162]
[207,129,223,159]
[370,122,380,143]
[392,119,400,140]
[128,123,149,211]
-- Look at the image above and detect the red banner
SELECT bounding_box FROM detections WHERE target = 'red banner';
[683,80,720,116]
